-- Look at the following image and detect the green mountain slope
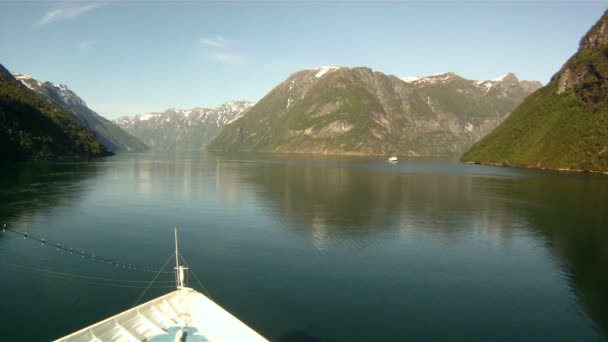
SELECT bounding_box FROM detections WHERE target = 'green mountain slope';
[462,10,608,172]
[0,64,111,160]
[208,67,540,156]
[14,73,148,153]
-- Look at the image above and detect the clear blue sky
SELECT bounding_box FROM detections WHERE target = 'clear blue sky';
[1,1,607,118]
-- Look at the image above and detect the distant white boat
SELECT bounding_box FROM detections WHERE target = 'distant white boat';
[388,156,398,163]
[55,228,268,342]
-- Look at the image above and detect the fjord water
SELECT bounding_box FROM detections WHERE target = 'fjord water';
[0,153,607,341]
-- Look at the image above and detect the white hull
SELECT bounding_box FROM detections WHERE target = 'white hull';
[56,228,267,342]
[55,287,267,342]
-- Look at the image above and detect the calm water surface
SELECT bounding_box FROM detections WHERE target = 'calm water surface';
[0,153,607,341]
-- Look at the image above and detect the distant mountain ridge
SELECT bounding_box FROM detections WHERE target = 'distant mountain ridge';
[0,64,110,160]
[462,10,608,172]
[208,66,541,156]
[114,101,254,151]
[13,73,148,153]
[403,72,542,94]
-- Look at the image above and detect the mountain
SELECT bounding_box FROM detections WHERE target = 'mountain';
[462,10,608,172]
[0,64,111,160]
[114,101,254,151]
[13,73,148,153]
[207,66,541,156]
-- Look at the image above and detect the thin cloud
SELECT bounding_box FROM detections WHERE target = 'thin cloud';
[79,40,98,50]
[37,3,104,26]
[200,36,228,48]
[210,52,245,65]
[200,36,244,65]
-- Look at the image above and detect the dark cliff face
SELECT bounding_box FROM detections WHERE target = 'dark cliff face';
[462,10,608,172]
[555,10,608,108]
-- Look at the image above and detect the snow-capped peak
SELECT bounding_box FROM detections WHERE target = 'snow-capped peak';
[401,76,420,83]
[493,73,509,81]
[314,66,341,78]
[114,101,255,128]
[407,72,461,85]
[473,73,519,93]
[12,72,86,106]
[492,73,510,81]
[13,73,33,80]
[13,72,41,90]
[138,113,159,121]
[492,72,518,83]
[429,71,458,77]
[397,71,528,95]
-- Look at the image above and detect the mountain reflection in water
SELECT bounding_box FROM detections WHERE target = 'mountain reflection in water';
[0,153,606,341]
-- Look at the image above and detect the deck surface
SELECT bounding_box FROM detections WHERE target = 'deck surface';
[54,288,267,342]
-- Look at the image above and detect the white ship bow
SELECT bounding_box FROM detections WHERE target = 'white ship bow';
[55,228,267,342]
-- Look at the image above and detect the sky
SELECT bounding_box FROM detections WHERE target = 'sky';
[0,1,607,119]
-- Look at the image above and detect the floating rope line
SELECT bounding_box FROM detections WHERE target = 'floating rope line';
[1,223,173,275]
[0,258,174,284]
[0,261,175,289]
[0,250,173,284]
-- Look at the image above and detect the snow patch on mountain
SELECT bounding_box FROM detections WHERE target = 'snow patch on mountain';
[314,66,341,78]
[475,81,497,94]
[14,73,42,90]
[139,113,158,121]
[11,71,148,152]
[114,100,255,151]
[493,73,512,81]
[410,72,461,86]
[400,76,420,83]
[401,71,530,94]
[14,73,88,107]
[115,101,254,129]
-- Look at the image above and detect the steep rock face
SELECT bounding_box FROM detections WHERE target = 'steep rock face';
[208,67,541,156]
[13,74,148,153]
[114,101,254,151]
[554,14,608,106]
[0,64,111,160]
[462,10,608,172]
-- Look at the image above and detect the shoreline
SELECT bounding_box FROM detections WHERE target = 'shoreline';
[207,149,454,158]
[462,161,608,175]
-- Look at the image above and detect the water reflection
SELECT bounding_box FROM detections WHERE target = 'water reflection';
[0,161,100,225]
[106,153,250,206]
[496,175,608,336]
[241,159,522,250]
[2,154,606,340]
[230,156,608,336]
